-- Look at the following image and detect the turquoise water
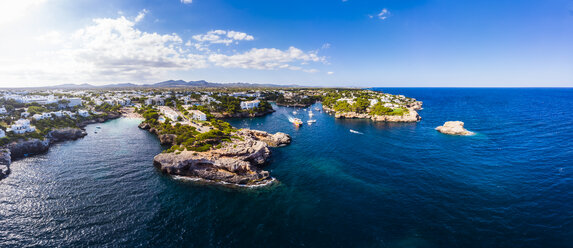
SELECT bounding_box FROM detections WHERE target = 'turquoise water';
[1,88,572,247]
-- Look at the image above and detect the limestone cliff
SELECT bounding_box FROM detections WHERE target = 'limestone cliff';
[47,128,88,143]
[152,129,291,186]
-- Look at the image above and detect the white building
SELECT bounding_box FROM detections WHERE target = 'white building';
[33,114,45,120]
[51,111,63,118]
[21,112,30,118]
[240,100,260,110]
[146,96,165,106]
[160,107,179,121]
[0,106,6,115]
[189,110,207,121]
[369,99,379,107]
[7,119,35,134]
[63,111,75,117]
[78,110,90,117]
[201,95,218,104]
[0,129,5,138]
[67,98,83,107]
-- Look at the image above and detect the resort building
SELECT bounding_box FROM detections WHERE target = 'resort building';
[7,119,36,134]
[240,100,260,110]
[160,107,180,121]
[189,110,207,121]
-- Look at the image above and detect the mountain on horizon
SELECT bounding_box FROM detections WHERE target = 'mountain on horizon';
[11,80,301,89]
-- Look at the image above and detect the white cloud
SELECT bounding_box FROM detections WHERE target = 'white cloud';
[192,30,254,46]
[327,71,334,75]
[0,0,47,26]
[0,10,325,85]
[208,47,323,70]
[377,8,390,20]
[134,9,148,23]
[181,0,193,4]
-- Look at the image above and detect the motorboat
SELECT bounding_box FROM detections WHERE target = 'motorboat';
[293,118,303,127]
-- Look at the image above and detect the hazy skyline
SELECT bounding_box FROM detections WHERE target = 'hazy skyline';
[0,0,572,88]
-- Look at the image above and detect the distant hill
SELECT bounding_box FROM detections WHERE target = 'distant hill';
[6,80,302,89]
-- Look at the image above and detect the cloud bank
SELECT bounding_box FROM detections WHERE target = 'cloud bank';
[0,10,325,84]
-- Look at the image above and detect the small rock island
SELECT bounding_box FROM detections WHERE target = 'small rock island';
[436,121,474,136]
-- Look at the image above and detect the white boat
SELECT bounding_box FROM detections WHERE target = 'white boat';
[308,110,314,117]
[292,118,303,127]
[293,111,297,115]
[350,129,363,134]
[307,120,316,124]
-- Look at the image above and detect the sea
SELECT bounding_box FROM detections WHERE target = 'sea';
[0,88,572,248]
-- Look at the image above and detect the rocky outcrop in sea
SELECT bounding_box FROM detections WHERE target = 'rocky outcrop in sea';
[435,121,474,136]
[152,129,291,186]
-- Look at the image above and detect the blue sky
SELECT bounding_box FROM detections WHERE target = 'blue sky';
[0,0,572,87]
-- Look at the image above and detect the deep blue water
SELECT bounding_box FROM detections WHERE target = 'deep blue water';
[1,88,572,247]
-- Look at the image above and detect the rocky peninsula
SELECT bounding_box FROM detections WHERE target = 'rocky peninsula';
[321,89,423,122]
[139,116,291,186]
[152,129,290,186]
[324,101,423,122]
[436,121,474,136]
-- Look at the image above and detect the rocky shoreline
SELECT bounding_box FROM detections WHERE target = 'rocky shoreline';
[0,113,121,175]
[276,102,313,108]
[323,101,423,122]
[140,122,291,186]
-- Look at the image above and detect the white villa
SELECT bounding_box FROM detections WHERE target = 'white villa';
[33,112,53,120]
[7,119,35,134]
[78,110,90,117]
[0,106,6,115]
[240,100,260,110]
[189,110,207,121]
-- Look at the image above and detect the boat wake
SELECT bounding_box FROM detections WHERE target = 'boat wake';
[350,129,363,135]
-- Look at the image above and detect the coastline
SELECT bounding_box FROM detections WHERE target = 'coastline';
[323,103,423,122]
[0,112,123,176]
